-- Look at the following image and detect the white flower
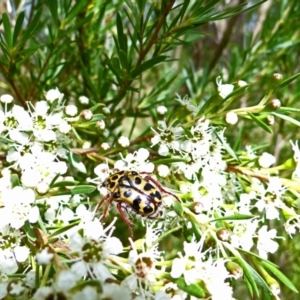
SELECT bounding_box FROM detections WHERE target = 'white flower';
[258,152,276,168]
[216,77,234,98]
[114,148,155,173]
[0,186,36,229]
[78,95,89,104]
[257,225,279,259]
[36,248,54,265]
[151,121,183,156]
[253,177,285,220]
[0,94,13,103]
[156,105,168,115]
[44,87,64,103]
[118,136,130,147]
[230,219,258,251]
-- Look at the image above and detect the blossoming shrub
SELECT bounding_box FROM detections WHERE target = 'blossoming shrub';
[0,1,300,299]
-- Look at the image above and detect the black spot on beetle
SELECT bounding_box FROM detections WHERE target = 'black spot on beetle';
[134,177,142,185]
[143,204,154,214]
[123,190,132,198]
[144,183,154,191]
[155,191,162,200]
[132,196,141,210]
[113,192,120,198]
[131,171,138,175]
[109,182,116,189]
[111,175,119,181]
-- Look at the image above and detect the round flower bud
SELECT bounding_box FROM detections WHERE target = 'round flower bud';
[45,88,64,103]
[226,262,244,279]
[36,182,50,195]
[157,164,170,177]
[118,136,130,147]
[157,105,168,115]
[273,73,283,81]
[193,201,204,214]
[101,142,110,150]
[78,95,89,104]
[65,104,78,116]
[80,109,93,121]
[216,228,231,241]
[225,111,238,125]
[270,98,281,109]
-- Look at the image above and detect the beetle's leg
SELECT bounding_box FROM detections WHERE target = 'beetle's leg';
[116,203,134,238]
[142,174,181,203]
[96,194,114,221]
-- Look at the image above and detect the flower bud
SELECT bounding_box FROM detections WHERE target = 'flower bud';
[273,73,283,82]
[225,111,238,125]
[226,262,243,279]
[65,104,78,116]
[80,109,93,121]
[216,228,231,241]
[270,98,281,109]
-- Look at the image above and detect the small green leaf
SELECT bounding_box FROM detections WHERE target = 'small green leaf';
[47,0,59,29]
[131,56,168,77]
[11,174,21,187]
[71,185,97,195]
[13,12,25,45]
[214,131,240,162]
[68,152,87,173]
[261,261,298,293]
[272,112,300,127]
[176,277,206,298]
[116,13,127,53]
[2,13,12,50]
[48,220,81,238]
[209,214,254,223]
[52,180,79,188]
[190,220,202,241]
[236,257,260,297]
[64,0,88,24]
[274,72,300,91]
[247,112,273,134]
[0,136,14,144]
[173,200,184,217]
[90,114,105,122]
[19,8,42,46]
[23,221,37,241]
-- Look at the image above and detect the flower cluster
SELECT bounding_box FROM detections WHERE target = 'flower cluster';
[0,87,298,300]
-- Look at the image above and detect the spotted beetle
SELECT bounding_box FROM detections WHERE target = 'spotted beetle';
[96,170,180,237]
